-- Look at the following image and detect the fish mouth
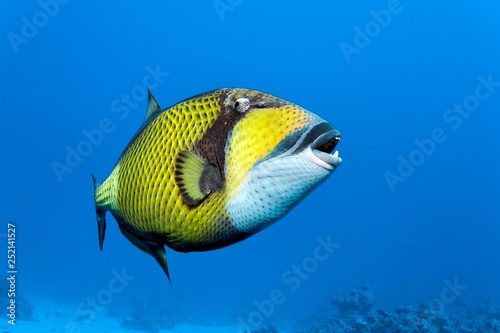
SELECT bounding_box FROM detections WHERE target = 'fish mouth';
[310,128,342,170]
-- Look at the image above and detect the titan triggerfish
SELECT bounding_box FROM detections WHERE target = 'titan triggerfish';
[92,88,342,283]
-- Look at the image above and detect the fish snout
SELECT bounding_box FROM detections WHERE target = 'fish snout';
[308,123,342,170]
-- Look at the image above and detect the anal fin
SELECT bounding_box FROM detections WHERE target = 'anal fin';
[114,215,172,284]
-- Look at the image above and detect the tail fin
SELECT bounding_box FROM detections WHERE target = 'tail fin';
[92,174,107,250]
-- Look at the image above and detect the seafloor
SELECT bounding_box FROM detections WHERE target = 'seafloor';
[2,281,500,333]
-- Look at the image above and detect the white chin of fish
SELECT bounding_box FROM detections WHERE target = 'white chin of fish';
[309,148,342,171]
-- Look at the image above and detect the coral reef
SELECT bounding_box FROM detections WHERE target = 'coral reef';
[330,285,376,316]
[105,285,500,333]
[300,285,500,333]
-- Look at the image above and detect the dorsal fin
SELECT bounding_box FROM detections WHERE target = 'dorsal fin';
[174,150,223,206]
[144,88,161,122]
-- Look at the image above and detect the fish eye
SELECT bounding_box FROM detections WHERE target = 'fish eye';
[234,98,250,113]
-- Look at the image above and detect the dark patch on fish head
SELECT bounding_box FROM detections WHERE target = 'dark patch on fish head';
[193,88,288,185]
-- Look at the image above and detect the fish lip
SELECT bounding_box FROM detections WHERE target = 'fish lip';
[309,129,342,170]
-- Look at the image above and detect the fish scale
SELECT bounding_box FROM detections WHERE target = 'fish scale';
[114,92,227,243]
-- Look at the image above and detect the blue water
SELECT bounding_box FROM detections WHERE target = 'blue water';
[2,0,500,331]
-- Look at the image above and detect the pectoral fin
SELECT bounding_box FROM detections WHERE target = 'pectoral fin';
[174,150,222,206]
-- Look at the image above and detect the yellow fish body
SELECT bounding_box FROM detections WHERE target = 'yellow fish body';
[93,88,342,282]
